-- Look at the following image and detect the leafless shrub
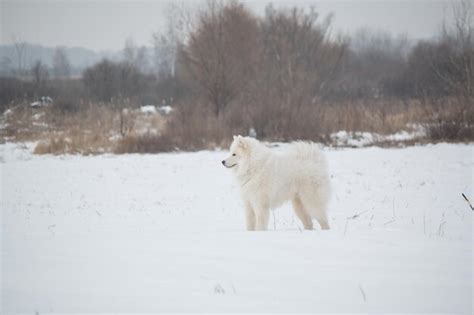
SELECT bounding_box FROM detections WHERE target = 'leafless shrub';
[164,102,230,149]
[28,103,166,154]
[424,98,474,141]
[115,133,175,154]
[34,133,109,155]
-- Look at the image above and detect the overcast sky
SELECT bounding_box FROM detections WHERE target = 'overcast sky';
[1,0,457,51]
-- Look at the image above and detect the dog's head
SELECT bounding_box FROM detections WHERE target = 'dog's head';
[222,135,251,169]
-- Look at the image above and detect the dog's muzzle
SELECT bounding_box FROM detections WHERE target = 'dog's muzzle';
[222,160,236,168]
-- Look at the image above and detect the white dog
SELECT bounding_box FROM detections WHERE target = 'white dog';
[222,136,330,231]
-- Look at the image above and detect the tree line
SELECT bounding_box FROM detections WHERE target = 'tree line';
[1,1,472,117]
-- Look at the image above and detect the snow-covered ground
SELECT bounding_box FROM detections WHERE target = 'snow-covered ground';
[1,142,472,313]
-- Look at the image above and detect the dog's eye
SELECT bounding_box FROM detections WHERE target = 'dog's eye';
[232,153,236,156]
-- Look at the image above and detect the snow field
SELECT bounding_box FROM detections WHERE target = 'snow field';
[1,143,472,313]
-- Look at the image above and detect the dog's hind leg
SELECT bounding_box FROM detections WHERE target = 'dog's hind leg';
[299,191,330,230]
[316,215,330,230]
[245,202,256,231]
[292,196,313,230]
[255,207,270,231]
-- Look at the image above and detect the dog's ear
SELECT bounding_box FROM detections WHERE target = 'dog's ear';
[233,135,237,140]
[237,136,247,149]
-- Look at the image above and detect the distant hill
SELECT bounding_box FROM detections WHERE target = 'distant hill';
[0,43,123,76]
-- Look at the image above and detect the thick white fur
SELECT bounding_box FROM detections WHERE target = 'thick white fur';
[222,136,330,231]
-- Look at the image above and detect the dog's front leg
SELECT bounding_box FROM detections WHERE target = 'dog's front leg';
[245,203,256,231]
[255,207,270,231]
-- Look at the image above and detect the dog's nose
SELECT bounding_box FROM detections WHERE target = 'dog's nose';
[221,160,225,166]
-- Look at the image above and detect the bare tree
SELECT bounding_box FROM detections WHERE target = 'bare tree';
[436,0,474,99]
[83,59,149,102]
[52,47,71,79]
[152,2,194,79]
[123,38,148,73]
[123,38,136,64]
[11,36,29,78]
[0,56,14,77]
[258,6,346,101]
[31,60,49,88]
[180,0,260,116]
[405,0,474,100]
[152,33,176,79]
[247,5,347,137]
[342,28,409,99]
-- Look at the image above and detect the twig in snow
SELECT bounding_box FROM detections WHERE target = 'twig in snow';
[214,284,225,295]
[344,210,369,236]
[95,210,102,217]
[346,210,369,220]
[423,211,426,235]
[437,221,446,237]
[47,224,56,236]
[461,193,474,211]
[392,197,396,218]
[358,284,367,302]
[383,219,395,226]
